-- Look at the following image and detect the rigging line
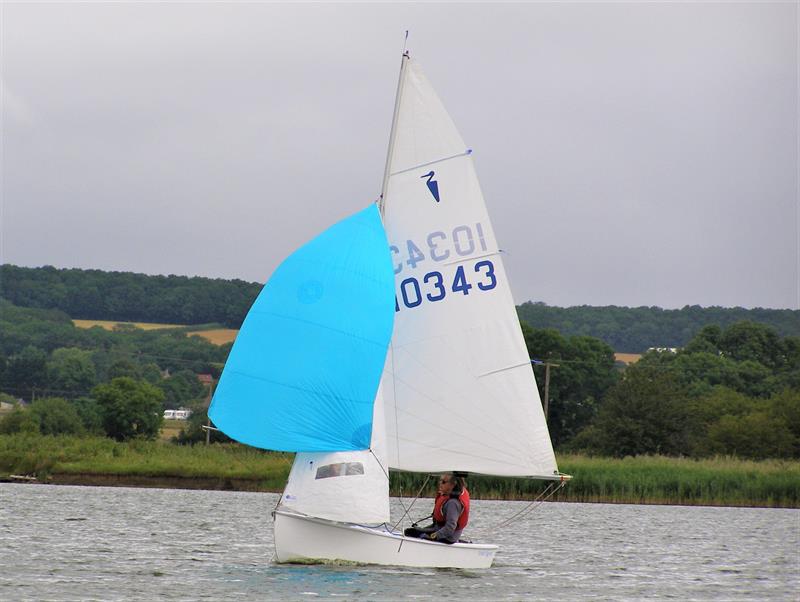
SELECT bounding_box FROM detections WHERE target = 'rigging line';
[389,149,473,178]
[389,347,402,471]
[494,480,567,528]
[394,473,432,554]
[478,361,534,378]
[511,480,567,524]
[494,482,556,528]
[368,447,411,518]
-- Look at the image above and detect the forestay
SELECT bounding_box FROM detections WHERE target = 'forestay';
[209,205,395,452]
[381,57,558,478]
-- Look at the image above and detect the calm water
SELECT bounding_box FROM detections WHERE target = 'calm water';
[0,484,797,601]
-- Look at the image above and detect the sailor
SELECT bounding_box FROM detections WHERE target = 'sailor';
[404,472,470,544]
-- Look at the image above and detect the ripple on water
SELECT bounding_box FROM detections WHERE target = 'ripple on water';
[0,485,797,601]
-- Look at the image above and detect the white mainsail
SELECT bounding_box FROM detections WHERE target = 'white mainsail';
[381,57,558,478]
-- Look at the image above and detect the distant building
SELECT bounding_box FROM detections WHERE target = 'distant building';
[197,374,213,385]
[647,347,679,354]
[163,408,192,420]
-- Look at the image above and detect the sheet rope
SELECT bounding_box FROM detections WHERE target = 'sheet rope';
[495,480,568,528]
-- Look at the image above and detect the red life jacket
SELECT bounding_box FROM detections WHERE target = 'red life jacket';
[432,487,470,531]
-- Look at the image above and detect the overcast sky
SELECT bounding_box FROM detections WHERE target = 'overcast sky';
[2,2,798,310]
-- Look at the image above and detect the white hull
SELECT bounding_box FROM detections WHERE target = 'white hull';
[273,508,497,569]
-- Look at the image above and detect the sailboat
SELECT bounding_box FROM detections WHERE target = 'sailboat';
[209,50,567,569]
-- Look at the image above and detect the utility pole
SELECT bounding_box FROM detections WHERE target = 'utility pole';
[532,359,560,420]
[205,378,215,446]
[543,362,559,420]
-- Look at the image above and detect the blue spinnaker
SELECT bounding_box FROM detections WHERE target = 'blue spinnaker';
[209,204,395,452]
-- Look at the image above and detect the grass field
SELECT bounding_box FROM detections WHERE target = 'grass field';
[159,419,186,442]
[186,328,238,345]
[73,319,185,331]
[72,319,239,345]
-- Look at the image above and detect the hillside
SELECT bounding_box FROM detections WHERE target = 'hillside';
[2,264,797,352]
[517,302,799,353]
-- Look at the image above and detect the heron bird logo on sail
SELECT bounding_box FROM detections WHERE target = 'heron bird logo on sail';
[421,171,440,203]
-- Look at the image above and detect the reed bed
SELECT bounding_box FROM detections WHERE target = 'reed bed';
[1,434,797,507]
[0,434,292,489]
[392,455,800,508]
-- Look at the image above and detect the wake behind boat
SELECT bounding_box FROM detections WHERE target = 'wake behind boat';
[209,49,568,569]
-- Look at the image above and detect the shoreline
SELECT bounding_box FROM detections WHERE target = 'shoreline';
[2,435,797,509]
[4,473,796,509]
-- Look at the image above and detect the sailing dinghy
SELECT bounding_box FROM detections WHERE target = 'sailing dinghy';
[209,51,567,569]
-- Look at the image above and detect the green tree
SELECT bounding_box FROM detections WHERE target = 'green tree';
[158,370,206,410]
[682,324,722,355]
[106,357,142,380]
[768,388,800,455]
[47,347,97,395]
[91,377,164,441]
[706,412,794,459]
[72,396,105,435]
[585,366,690,457]
[140,363,163,384]
[685,387,759,456]
[522,324,617,446]
[717,321,783,369]
[0,406,39,434]
[3,345,48,400]
[29,397,85,436]
[671,352,741,397]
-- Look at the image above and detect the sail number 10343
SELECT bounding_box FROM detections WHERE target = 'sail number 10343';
[395,260,497,312]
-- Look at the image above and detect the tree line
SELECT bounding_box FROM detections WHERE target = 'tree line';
[0,264,259,328]
[3,264,797,351]
[1,291,798,460]
[517,301,799,352]
[528,321,800,459]
[0,299,230,441]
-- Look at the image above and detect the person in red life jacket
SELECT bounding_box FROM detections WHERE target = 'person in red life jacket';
[403,473,470,544]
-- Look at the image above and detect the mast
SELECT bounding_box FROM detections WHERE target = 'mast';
[378,46,410,217]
